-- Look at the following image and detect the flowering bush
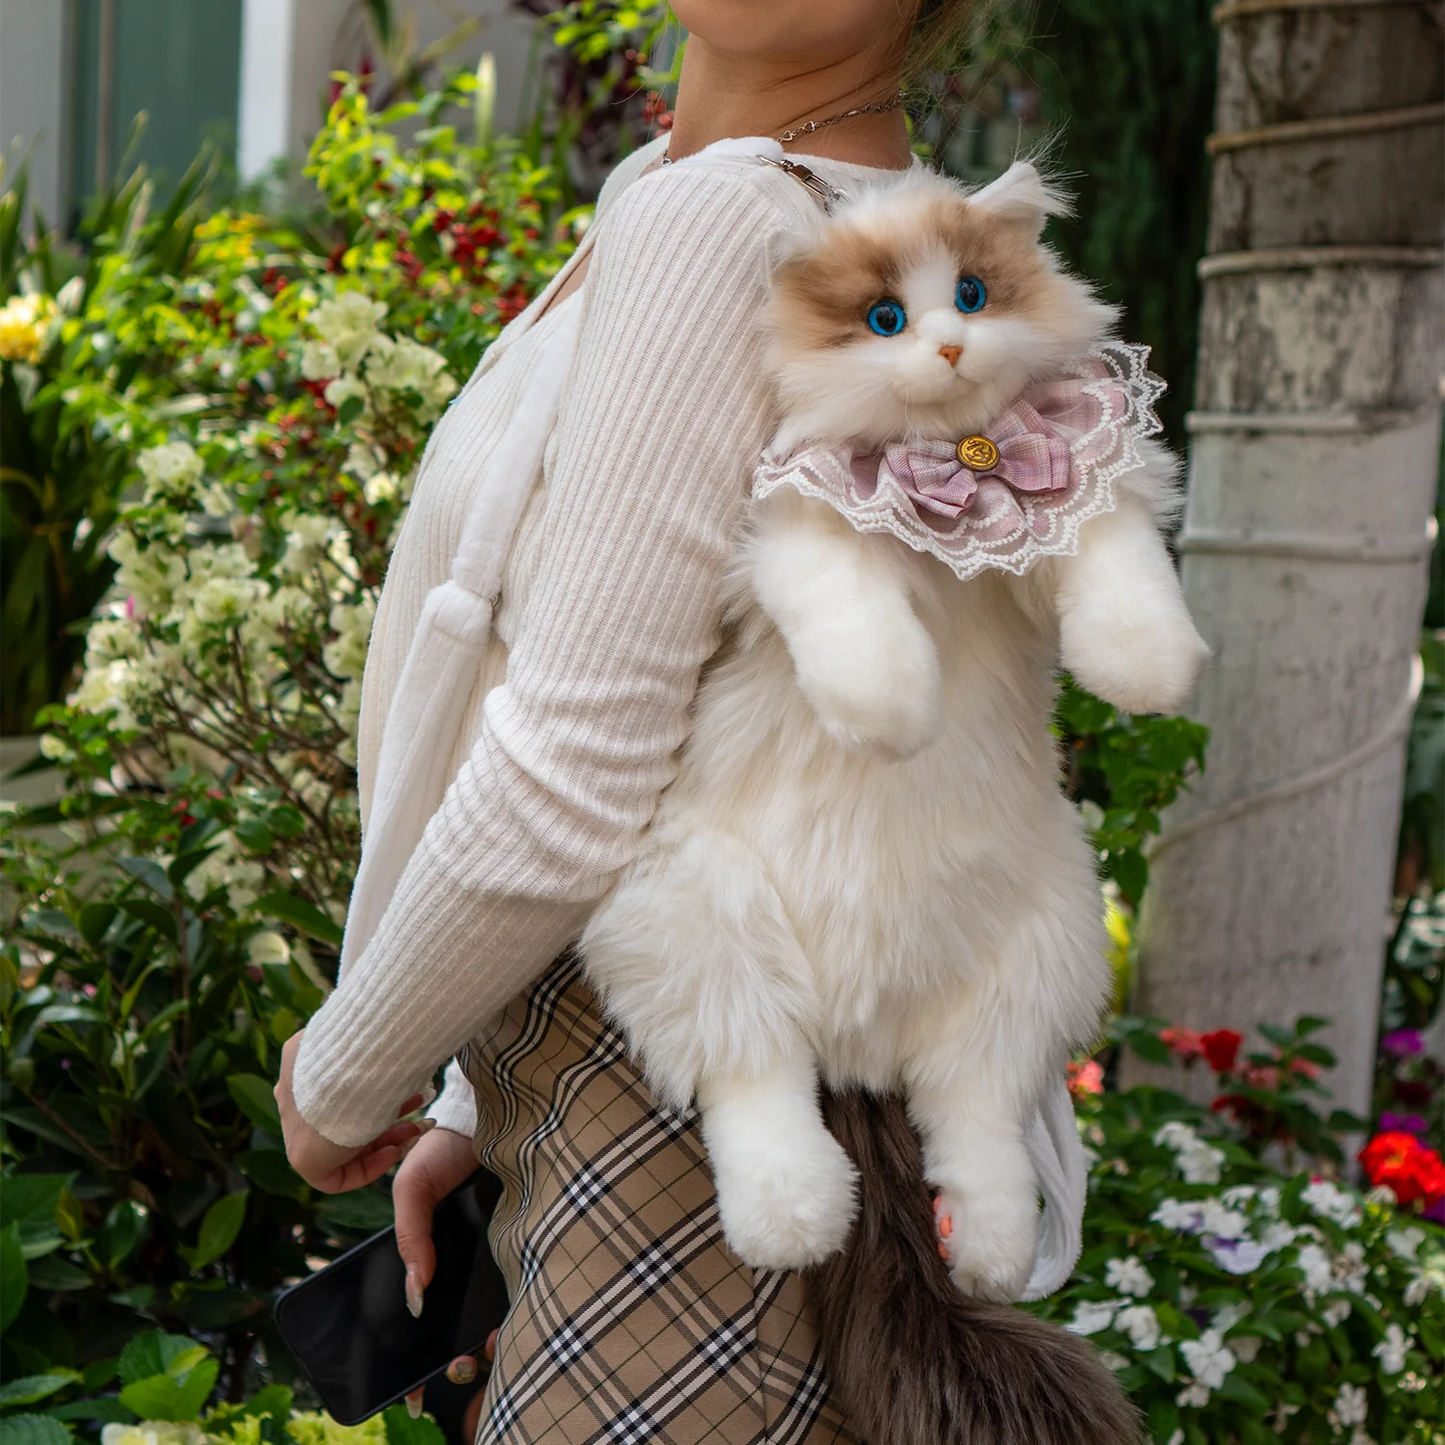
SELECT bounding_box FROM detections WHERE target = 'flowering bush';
[1037,1019,1445,1445]
[1,72,575,1407]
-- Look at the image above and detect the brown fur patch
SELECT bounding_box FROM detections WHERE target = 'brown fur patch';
[807,1089,1145,1445]
[769,185,1070,357]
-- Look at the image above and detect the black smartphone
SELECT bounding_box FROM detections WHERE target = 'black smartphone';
[274,1170,509,1425]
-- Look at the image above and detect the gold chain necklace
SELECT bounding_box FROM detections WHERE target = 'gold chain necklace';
[660,91,906,165]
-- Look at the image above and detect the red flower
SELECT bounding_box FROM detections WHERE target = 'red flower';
[1160,1026,1205,1061]
[1200,1029,1243,1073]
[1360,1131,1445,1207]
[1244,1064,1280,1091]
[1066,1058,1104,1100]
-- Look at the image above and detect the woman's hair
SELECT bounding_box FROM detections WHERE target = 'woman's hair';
[906,0,985,79]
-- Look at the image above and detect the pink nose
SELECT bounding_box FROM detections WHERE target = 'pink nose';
[938,344,962,366]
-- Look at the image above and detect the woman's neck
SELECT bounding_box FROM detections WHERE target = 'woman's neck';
[663,33,913,172]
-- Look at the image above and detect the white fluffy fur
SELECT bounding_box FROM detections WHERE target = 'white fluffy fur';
[581,165,1208,1300]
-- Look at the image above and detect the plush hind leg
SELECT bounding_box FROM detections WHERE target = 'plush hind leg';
[699,1042,859,1270]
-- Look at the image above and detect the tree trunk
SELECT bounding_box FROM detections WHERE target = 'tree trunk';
[1131,0,1444,1119]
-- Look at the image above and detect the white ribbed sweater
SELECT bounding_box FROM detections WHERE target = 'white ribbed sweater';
[292,137,899,1146]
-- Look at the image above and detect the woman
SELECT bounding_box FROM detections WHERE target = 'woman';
[277,3,975,1439]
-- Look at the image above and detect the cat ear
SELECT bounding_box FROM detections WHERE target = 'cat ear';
[968,161,1071,237]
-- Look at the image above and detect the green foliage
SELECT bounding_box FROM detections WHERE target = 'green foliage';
[0,140,219,734]
[1056,679,1210,908]
[1039,1019,1445,1445]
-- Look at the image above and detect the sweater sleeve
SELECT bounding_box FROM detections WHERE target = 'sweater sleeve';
[292,161,797,1145]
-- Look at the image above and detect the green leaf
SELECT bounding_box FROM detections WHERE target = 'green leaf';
[1143,1344,1175,1382]
[97,1200,149,1270]
[23,1256,91,1291]
[1215,1373,1271,1409]
[0,1415,72,1445]
[0,1223,28,1332]
[382,1403,447,1445]
[178,1192,247,1271]
[250,892,343,946]
[236,1149,308,1201]
[0,1375,79,1410]
[118,899,177,940]
[316,1188,394,1235]
[338,394,364,425]
[226,1074,283,1134]
[117,1330,197,1387]
[117,856,174,900]
[46,1401,133,1426]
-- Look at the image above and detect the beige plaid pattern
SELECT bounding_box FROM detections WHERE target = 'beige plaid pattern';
[460,952,860,1445]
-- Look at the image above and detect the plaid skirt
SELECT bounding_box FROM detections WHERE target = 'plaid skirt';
[459,952,860,1445]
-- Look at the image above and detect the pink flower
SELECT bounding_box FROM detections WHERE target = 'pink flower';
[1159,1026,1205,1061]
[1381,1028,1424,1058]
[1067,1058,1104,1099]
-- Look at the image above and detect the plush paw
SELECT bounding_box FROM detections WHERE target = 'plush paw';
[1059,592,1209,715]
[705,1113,859,1270]
[934,1183,1039,1302]
[791,605,942,758]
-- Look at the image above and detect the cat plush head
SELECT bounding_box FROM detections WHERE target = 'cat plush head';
[765,162,1118,452]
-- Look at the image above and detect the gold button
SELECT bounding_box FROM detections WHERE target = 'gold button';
[956,435,1000,471]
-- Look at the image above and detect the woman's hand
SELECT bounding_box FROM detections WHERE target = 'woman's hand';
[275,1031,432,1193]
[393,1126,487,1417]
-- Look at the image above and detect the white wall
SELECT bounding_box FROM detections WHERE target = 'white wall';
[0,0,68,222]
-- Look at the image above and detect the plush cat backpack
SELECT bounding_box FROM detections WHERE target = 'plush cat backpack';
[582,148,1209,1445]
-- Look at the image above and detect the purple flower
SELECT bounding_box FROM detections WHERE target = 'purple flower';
[1381,1028,1425,1058]
[1380,1111,1429,1138]
[1206,1235,1269,1275]
[1424,1197,1445,1226]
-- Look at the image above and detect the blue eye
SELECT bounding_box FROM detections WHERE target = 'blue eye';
[867,300,906,336]
[955,276,986,313]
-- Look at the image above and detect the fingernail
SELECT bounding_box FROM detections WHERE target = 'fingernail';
[405,1394,423,1420]
[418,1118,438,1134]
[405,1266,424,1318]
[451,1358,477,1384]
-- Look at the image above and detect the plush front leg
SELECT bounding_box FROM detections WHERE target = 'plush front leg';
[1057,498,1209,714]
[748,490,942,758]
[698,1049,859,1270]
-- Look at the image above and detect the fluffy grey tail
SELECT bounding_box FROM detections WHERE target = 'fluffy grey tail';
[805,1090,1143,1445]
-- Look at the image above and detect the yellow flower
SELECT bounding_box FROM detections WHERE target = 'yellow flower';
[0,292,55,362]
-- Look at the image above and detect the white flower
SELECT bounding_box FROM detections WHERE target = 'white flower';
[200,483,234,518]
[1198,1199,1249,1239]
[309,290,387,370]
[1114,1304,1162,1351]
[1372,1323,1409,1375]
[1259,1219,1298,1253]
[1296,1242,1334,1293]
[1175,1382,1211,1409]
[102,1425,205,1445]
[1104,1256,1153,1298]
[1152,1198,1202,1232]
[1301,1179,1360,1227]
[138,440,204,503]
[1153,1121,1226,1185]
[1180,1329,1236,1390]
[363,470,400,505]
[1230,1335,1262,1364]
[344,441,382,480]
[1065,1300,1117,1336]
[248,931,290,966]
[1330,1382,1368,1428]
[1256,1185,1281,1216]
[364,334,457,413]
[1385,1227,1425,1262]
[300,338,340,380]
[1208,1236,1269,1275]
[1164,1432,1184,1445]
[1321,1298,1352,1329]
